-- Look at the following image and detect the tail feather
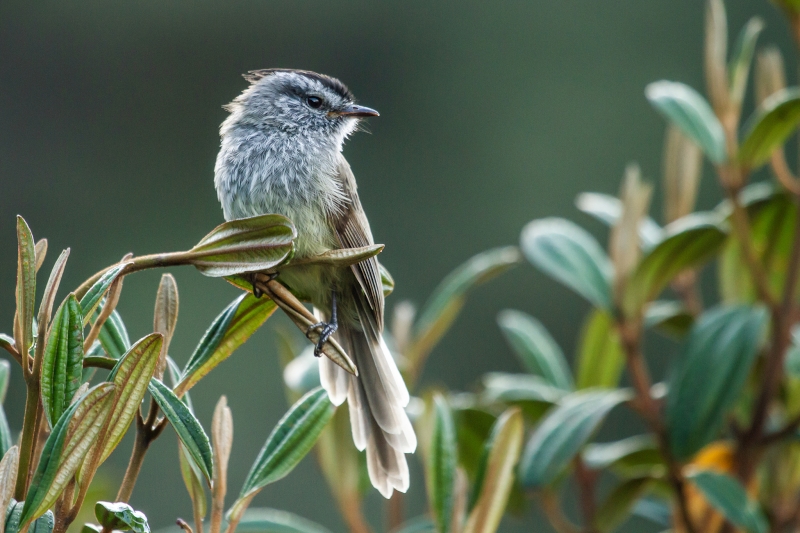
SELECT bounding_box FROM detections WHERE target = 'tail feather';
[315,297,416,499]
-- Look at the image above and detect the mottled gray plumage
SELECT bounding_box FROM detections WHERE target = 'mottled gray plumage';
[214,69,416,497]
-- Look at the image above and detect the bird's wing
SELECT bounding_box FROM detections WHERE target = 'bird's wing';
[329,154,384,330]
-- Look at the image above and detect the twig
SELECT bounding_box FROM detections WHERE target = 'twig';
[388,493,404,532]
[0,340,22,366]
[771,149,800,195]
[538,491,580,533]
[762,411,800,445]
[617,320,698,533]
[574,457,597,532]
[177,519,194,533]
[116,398,167,502]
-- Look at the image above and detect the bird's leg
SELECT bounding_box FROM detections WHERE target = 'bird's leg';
[307,290,338,357]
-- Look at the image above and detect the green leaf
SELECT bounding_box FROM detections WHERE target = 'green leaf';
[20,383,115,527]
[594,477,652,532]
[644,301,694,338]
[97,309,131,360]
[234,508,334,533]
[0,359,9,402]
[179,294,277,395]
[5,501,54,533]
[427,395,457,533]
[94,334,163,466]
[285,244,383,268]
[583,435,663,478]
[687,470,767,533]
[379,262,395,297]
[94,501,150,533]
[15,216,36,357]
[79,263,129,327]
[41,295,84,427]
[623,213,726,315]
[188,214,296,277]
[728,18,764,106]
[454,409,498,482]
[645,81,727,164]
[496,310,573,390]
[520,218,612,309]
[178,441,207,518]
[666,305,767,459]
[409,247,521,363]
[481,373,566,405]
[519,389,632,488]
[575,192,663,248]
[575,310,625,390]
[230,388,334,521]
[148,378,213,484]
[740,88,800,167]
[463,408,523,533]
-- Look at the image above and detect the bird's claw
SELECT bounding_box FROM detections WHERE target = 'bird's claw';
[307,321,338,357]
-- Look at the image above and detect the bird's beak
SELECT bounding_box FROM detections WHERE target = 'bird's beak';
[338,104,380,117]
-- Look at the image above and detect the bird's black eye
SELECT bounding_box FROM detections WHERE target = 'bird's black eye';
[307,96,323,109]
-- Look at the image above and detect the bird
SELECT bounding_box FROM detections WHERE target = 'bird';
[213,68,416,498]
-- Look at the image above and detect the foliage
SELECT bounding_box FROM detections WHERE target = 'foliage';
[7,2,800,533]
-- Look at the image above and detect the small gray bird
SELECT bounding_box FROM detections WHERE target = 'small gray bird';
[214,69,416,497]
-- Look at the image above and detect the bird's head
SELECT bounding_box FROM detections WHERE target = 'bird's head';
[223,69,378,144]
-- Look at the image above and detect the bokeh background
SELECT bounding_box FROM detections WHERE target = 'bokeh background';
[0,1,794,531]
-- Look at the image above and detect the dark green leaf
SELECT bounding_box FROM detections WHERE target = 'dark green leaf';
[496,310,572,390]
[583,435,663,478]
[178,441,207,518]
[687,470,767,533]
[15,216,36,358]
[41,295,84,426]
[148,378,213,484]
[740,88,800,167]
[594,477,652,532]
[20,383,115,527]
[94,501,150,533]
[188,214,296,277]
[575,310,625,389]
[234,508,334,533]
[5,501,54,533]
[427,395,457,533]
[519,389,632,488]
[79,264,129,326]
[575,192,663,248]
[454,409,497,482]
[645,81,727,164]
[231,388,334,520]
[623,213,726,315]
[666,306,767,459]
[180,294,277,395]
[409,247,521,364]
[520,218,612,309]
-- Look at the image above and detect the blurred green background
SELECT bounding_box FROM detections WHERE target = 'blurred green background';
[0,1,794,531]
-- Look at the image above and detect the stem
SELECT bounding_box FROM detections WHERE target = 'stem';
[617,320,697,533]
[1,340,22,366]
[84,276,124,352]
[116,399,165,502]
[14,386,40,499]
[736,192,800,481]
[574,457,597,532]
[538,491,580,533]
[340,496,372,533]
[387,493,404,532]
[74,251,193,301]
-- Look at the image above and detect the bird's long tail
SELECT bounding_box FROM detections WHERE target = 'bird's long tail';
[317,295,416,498]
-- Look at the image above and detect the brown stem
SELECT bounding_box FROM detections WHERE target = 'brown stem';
[617,320,697,533]
[771,149,800,195]
[387,493,404,532]
[538,491,580,533]
[574,457,597,532]
[116,399,166,502]
[1,339,22,366]
[53,479,77,533]
[340,496,372,533]
[176,519,194,533]
[14,375,41,498]
[736,192,800,481]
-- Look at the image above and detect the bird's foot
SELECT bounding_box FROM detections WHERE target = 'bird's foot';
[307,320,338,357]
